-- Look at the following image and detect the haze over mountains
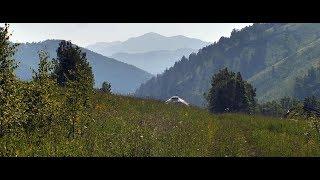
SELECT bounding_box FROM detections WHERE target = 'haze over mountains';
[135,23,320,106]
[111,48,197,75]
[14,40,153,94]
[14,24,320,107]
[13,33,210,95]
[86,32,211,74]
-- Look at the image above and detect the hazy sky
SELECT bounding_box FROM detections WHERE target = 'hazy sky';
[5,23,252,47]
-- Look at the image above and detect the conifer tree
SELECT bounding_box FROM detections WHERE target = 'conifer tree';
[53,40,94,138]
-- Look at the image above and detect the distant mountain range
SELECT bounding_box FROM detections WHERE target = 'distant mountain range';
[135,23,320,106]
[14,40,153,94]
[111,48,198,75]
[86,32,211,74]
[86,32,210,55]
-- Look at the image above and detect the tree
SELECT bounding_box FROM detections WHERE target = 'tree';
[53,40,94,107]
[101,81,111,93]
[23,51,60,134]
[304,96,320,111]
[258,101,283,117]
[0,24,25,136]
[280,96,300,112]
[53,40,94,138]
[53,41,94,89]
[205,68,256,114]
[294,65,320,100]
[257,97,302,117]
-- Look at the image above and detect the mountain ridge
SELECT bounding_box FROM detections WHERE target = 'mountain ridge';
[87,32,210,74]
[111,48,198,75]
[86,32,211,56]
[14,39,153,94]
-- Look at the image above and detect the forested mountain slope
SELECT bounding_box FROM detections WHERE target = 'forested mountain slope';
[135,23,320,106]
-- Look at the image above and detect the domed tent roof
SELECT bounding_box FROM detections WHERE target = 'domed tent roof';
[165,96,189,106]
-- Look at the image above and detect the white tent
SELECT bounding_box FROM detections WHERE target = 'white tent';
[165,96,189,106]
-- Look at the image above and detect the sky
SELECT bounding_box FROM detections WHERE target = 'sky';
[5,23,252,47]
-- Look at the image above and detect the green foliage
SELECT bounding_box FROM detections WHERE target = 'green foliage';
[1,93,320,157]
[22,51,61,134]
[303,96,320,111]
[258,101,285,117]
[53,40,94,108]
[53,40,94,138]
[294,63,320,100]
[205,68,256,114]
[54,41,94,89]
[258,97,301,117]
[2,23,320,157]
[0,24,25,136]
[0,24,97,155]
[101,81,111,93]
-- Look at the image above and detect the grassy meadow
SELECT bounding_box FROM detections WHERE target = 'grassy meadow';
[1,92,320,157]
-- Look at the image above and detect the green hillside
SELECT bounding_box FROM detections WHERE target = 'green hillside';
[2,23,320,157]
[135,23,320,105]
[2,93,320,157]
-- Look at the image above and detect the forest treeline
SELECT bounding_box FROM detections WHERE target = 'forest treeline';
[204,67,320,118]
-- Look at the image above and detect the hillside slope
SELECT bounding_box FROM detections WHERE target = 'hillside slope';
[14,40,153,94]
[248,37,320,102]
[3,93,320,157]
[135,23,320,105]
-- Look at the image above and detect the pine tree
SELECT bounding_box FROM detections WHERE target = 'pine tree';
[53,40,94,138]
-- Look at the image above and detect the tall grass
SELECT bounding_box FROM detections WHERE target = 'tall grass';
[1,92,320,157]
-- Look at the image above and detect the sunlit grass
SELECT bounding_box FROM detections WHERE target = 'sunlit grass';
[1,92,320,157]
